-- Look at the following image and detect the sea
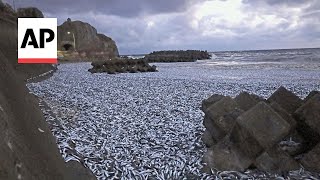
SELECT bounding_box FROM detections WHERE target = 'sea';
[130,48,320,67]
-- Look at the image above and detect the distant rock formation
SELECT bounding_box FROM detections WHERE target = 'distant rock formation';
[58,18,119,61]
[143,50,211,62]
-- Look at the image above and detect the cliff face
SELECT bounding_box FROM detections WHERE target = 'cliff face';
[0,9,69,179]
[58,19,119,60]
[0,4,96,180]
[0,5,56,80]
[17,7,44,18]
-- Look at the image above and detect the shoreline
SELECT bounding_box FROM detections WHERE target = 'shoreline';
[26,65,58,83]
[27,62,320,179]
[26,66,97,179]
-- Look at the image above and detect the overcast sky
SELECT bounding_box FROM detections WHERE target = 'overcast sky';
[5,0,320,54]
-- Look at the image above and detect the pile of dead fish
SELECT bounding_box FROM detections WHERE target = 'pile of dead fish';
[202,86,320,173]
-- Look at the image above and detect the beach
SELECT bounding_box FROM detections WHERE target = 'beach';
[27,49,320,179]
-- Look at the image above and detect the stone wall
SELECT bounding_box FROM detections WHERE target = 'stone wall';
[202,87,320,173]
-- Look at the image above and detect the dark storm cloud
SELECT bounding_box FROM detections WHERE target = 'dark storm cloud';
[9,0,198,17]
[4,0,320,54]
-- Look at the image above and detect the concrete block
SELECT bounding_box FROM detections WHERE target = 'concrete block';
[201,94,225,113]
[300,143,320,172]
[294,94,320,151]
[236,102,291,149]
[270,102,296,130]
[202,130,216,147]
[295,94,320,135]
[255,146,300,173]
[203,136,253,172]
[304,90,320,103]
[268,86,302,114]
[203,115,225,141]
[230,123,264,159]
[234,92,259,111]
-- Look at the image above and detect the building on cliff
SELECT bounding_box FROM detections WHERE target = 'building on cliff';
[58,18,119,61]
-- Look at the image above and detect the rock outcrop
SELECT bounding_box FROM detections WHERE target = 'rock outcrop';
[0,6,56,80]
[143,50,211,62]
[202,87,320,173]
[17,7,44,18]
[58,18,119,61]
[88,58,157,74]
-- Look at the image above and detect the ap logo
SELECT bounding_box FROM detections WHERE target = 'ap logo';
[18,18,57,63]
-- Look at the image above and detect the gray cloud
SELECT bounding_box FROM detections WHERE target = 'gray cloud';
[4,0,320,54]
[8,0,201,17]
[242,0,314,7]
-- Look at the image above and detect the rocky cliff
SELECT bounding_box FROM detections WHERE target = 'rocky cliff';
[0,3,96,180]
[0,5,56,80]
[17,7,44,18]
[58,18,119,61]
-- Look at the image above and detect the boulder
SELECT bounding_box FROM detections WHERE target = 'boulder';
[235,102,291,149]
[255,146,300,173]
[300,143,320,172]
[201,94,225,113]
[234,92,259,111]
[203,136,253,172]
[268,86,302,114]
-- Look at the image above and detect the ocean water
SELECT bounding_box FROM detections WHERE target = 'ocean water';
[28,48,320,179]
[211,48,320,63]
